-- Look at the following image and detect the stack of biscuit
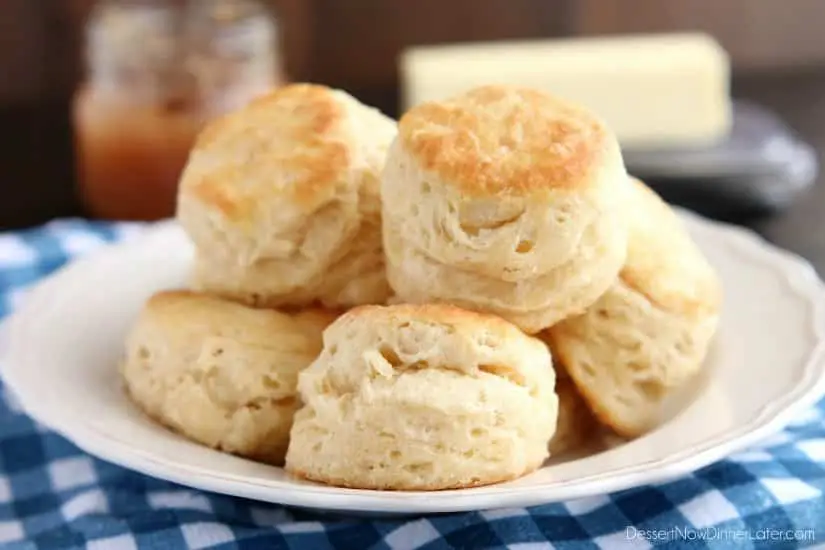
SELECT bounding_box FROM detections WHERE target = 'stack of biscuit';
[120,82,721,491]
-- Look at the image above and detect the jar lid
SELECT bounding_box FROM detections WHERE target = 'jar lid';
[83,0,279,113]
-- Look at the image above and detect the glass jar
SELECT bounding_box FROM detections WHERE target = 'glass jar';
[73,0,283,221]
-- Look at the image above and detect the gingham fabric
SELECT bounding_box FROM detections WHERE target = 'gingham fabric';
[0,219,824,550]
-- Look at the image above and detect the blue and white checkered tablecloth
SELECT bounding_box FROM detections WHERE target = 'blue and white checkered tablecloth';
[0,219,824,550]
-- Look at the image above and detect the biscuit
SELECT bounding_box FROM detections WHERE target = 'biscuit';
[177,83,397,308]
[545,179,722,437]
[192,217,389,308]
[381,85,629,332]
[548,372,598,456]
[121,290,337,465]
[284,304,558,490]
[383,219,626,334]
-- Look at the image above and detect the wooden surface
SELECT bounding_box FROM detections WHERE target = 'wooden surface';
[573,0,825,70]
[7,1,825,104]
[305,0,571,113]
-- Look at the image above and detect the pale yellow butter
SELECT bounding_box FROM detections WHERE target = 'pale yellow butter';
[400,33,732,148]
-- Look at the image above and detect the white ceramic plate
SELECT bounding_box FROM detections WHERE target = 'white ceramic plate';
[2,211,825,515]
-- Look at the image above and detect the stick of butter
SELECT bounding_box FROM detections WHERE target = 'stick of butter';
[400,33,732,148]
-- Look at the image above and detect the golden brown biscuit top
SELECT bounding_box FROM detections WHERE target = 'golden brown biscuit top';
[179,84,353,220]
[320,303,550,390]
[620,179,722,316]
[339,303,526,338]
[144,290,339,336]
[398,85,615,197]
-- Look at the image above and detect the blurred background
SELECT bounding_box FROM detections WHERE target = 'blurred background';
[3,0,825,237]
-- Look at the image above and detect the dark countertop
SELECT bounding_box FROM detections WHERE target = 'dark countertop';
[732,71,825,274]
[1,70,824,274]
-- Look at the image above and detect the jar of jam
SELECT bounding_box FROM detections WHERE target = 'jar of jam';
[73,0,283,221]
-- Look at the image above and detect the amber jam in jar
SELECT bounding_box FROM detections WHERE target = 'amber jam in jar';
[73,0,282,220]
